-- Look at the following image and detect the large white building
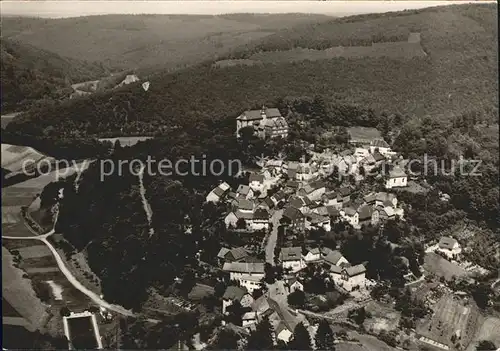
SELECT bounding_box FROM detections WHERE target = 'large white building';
[236,107,288,139]
[279,247,305,273]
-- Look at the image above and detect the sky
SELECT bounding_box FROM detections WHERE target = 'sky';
[0,1,491,18]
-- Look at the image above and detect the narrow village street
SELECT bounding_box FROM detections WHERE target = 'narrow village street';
[265,209,283,265]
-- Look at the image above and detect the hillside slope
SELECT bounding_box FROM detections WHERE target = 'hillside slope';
[5,4,498,138]
[1,13,332,70]
[0,39,109,112]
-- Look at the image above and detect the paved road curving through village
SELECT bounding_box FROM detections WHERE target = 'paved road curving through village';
[265,209,283,265]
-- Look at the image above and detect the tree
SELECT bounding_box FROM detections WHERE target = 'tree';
[210,329,240,350]
[236,218,247,230]
[288,323,312,350]
[477,340,497,351]
[315,320,335,351]
[287,290,306,308]
[246,317,274,350]
[225,300,245,326]
[59,306,71,317]
[471,283,492,309]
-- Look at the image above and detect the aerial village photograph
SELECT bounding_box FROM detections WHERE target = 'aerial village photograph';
[1,0,499,350]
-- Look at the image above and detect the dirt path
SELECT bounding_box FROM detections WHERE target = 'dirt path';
[138,165,154,237]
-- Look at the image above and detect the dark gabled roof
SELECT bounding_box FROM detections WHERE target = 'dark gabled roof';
[283,206,304,221]
[439,236,459,250]
[228,247,250,261]
[253,208,270,220]
[372,150,386,162]
[286,180,300,189]
[371,139,390,148]
[237,184,251,196]
[345,264,366,277]
[223,286,248,300]
[249,173,265,183]
[260,197,275,208]
[357,205,374,220]
[338,187,352,197]
[364,193,377,204]
[271,191,286,202]
[326,206,340,217]
[265,108,282,118]
[389,166,407,178]
[343,207,357,216]
[324,250,345,265]
[237,198,254,211]
[280,247,302,261]
[238,110,263,121]
[223,262,265,274]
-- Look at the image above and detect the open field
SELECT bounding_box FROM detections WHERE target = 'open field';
[417,294,480,350]
[17,245,52,259]
[466,316,500,351]
[2,205,23,224]
[2,218,36,238]
[1,187,38,207]
[364,301,401,333]
[216,33,425,66]
[2,246,49,331]
[1,112,22,129]
[424,252,469,281]
[1,143,54,174]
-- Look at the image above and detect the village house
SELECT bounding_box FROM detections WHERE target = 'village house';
[237,184,254,199]
[223,262,265,281]
[330,264,367,291]
[323,249,350,267]
[206,182,231,203]
[296,163,319,182]
[357,205,379,227]
[289,196,311,215]
[303,248,322,263]
[279,247,305,273]
[321,191,341,208]
[354,147,370,162]
[217,246,250,264]
[298,180,326,201]
[248,208,270,230]
[370,138,392,155]
[265,160,284,176]
[251,295,272,317]
[242,312,258,328]
[285,161,300,180]
[340,207,359,228]
[267,299,307,344]
[374,192,398,208]
[264,115,289,138]
[238,274,264,294]
[385,166,408,189]
[222,286,254,314]
[305,213,331,232]
[271,190,287,207]
[249,173,265,192]
[258,197,275,211]
[284,277,304,294]
[282,206,306,231]
[437,237,462,258]
[224,210,253,228]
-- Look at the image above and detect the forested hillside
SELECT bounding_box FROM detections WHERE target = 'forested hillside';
[5,3,497,138]
[0,39,108,111]
[1,13,331,70]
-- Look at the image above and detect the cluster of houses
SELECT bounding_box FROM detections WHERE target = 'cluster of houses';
[218,244,369,342]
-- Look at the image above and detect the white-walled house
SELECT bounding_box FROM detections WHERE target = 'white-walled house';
[330,264,367,291]
[437,237,462,258]
[279,247,305,273]
[385,167,407,189]
[285,278,304,294]
[369,139,391,155]
[340,207,359,228]
[249,174,265,192]
[304,248,322,263]
[223,262,265,281]
[237,184,255,199]
[222,286,254,314]
[239,274,264,294]
[242,312,258,327]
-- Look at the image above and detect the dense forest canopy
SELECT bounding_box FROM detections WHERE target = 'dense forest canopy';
[0,39,109,112]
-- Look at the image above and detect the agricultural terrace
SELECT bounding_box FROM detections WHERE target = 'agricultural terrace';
[417,294,480,350]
